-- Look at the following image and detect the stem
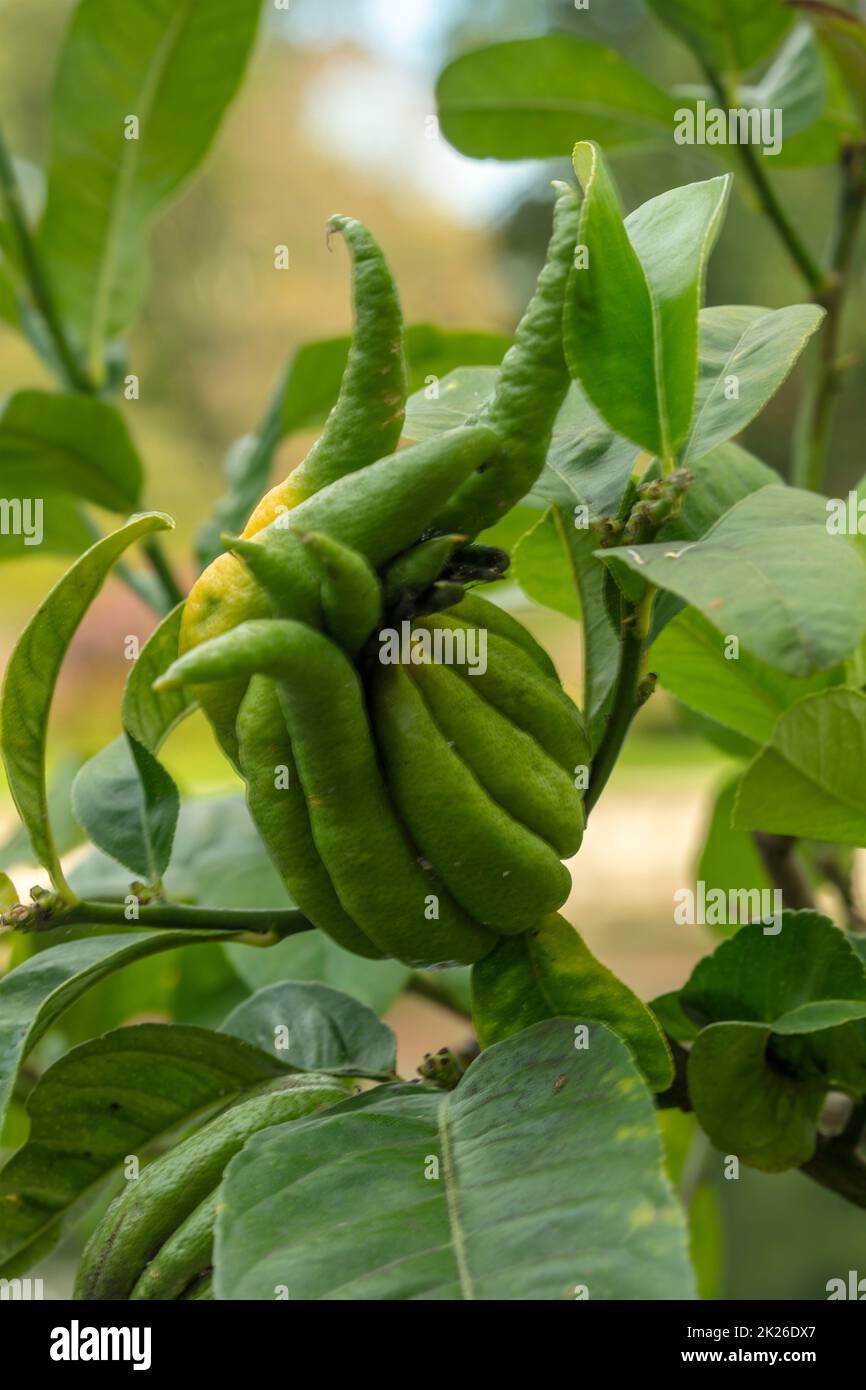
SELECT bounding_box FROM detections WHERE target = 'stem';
[142,535,185,608]
[0,119,185,615]
[753,832,814,910]
[801,1131,866,1211]
[585,587,655,816]
[33,896,314,938]
[794,142,866,492]
[699,63,828,295]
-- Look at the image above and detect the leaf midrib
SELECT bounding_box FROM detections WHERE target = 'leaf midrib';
[437,1096,476,1300]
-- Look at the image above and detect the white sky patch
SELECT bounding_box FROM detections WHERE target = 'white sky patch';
[301,58,534,225]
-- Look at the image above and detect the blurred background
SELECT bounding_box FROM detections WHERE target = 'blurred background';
[1,0,864,1298]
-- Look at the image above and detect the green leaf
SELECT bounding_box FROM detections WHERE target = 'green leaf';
[196,325,510,567]
[774,46,865,164]
[0,391,143,510]
[214,1019,694,1300]
[436,34,679,159]
[681,912,866,1169]
[734,688,866,845]
[683,305,825,462]
[512,506,581,623]
[695,773,772,935]
[0,1023,283,1275]
[792,0,866,122]
[69,604,191,884]
[647,0,794,73]
[564,142,730,458]
[71,735,177,882]
[38,0,263,365]
[0,513,173,892]
[653,607,839,744]
[601,485,866,676]
[740,24,828,136]
[641,440,780,639]
[681,910,866,1027]
[0,929,244,1139]
[471,916,672,1092]
[122,602,193,755]
[689,1022,826,1170]
[221,981,397,1080]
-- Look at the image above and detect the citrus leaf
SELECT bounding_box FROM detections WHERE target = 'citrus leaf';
[792,0,866,122]
[122,602,193,755]
[436,34,680,158]
[38,0,263,363]
[214,1019,694,1300]
[0,1023,283,1275]
[0,391,143,510]
[564,142,730,458]
[680,913,866,1169]
[221,981,397,1081]
[653,606,839,743]
[683,304,825,462]
[71,734,177,882]
[0,512,173,893]
[646,0,794,73]
[734,688,866,844]
[471,915,673,1092]
[0,929,244,1140]
[600,485,866,676]
[694,773,772,937]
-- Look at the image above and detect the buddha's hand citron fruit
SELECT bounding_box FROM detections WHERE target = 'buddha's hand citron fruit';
[159,199,590,969]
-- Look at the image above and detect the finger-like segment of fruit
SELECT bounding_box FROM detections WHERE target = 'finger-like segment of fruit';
[178,553,271,764]
[180,426,501,751]
[75,1075,347,1300]
[295,530,382,654]
[244,213,407,531]
[225,532,323,625]
[432,186,580,537]
[182,1273,213,1299]
[410,661,584,858]
[236,676,382,959]
[157,621,495,968]
[415,615,590,776]
[382,534,463,602]
[372,665,572,934]
[176,226,422,758]
[275,627,493,967]
[265,425,502,569]
[448,591,560,682]
[129,1191,217,1301]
